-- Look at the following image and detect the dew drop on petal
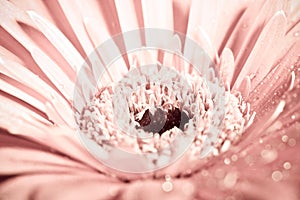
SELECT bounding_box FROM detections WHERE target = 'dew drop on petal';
[224,158,231,165]
[294,31,299,37]
[165,174,171,181]
[283,162,292,170]
[162,181,173,192]
[231,154,238,162]
[272,171,283,182]
[260,149,277,163]
[288,138,296,147]
[223,172,238,188]
[282,135,289,143]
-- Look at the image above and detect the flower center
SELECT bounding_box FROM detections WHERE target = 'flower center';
[135,107,190,135]
[76,64,252,177]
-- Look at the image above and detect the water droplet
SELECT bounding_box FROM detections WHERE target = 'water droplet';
[165,174,171,181]
[224,158,231,165]
[291,115,296,120]
[282,135,289,142]
[294,31,299,37]
[283,162,291,170]
[272,170,283,182]
[223,172,238,188]
[288,138,296,147]
[259,138,264,143]
[261,149,277,163]
[162,181,173,192]
[231,154,238,162]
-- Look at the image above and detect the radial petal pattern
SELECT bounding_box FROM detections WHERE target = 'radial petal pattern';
[0,0,300,199]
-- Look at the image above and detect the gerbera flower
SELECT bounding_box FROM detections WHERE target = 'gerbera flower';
[1,0,300,199]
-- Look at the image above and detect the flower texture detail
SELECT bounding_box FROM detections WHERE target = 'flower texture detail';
[0,0,300,199]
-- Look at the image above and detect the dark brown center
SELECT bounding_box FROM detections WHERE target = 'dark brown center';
[135,107,190,135]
